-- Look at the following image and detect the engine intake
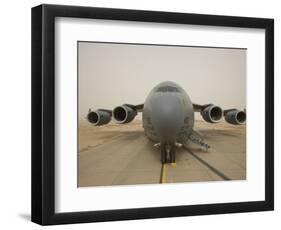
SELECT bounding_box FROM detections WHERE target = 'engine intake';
[113,105,137,124]
[224,109,246,125]
[200,105,223,123]
[87,110,111,126]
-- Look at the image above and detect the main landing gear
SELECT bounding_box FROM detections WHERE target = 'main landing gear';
[161,144,176,164]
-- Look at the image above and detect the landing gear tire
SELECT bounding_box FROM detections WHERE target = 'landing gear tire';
[170,148,176,163]
[161,146,167,163]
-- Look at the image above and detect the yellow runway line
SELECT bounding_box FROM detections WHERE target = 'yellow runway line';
[160,163,167,183]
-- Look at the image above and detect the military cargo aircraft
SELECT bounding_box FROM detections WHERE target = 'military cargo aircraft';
[87,81,246,164]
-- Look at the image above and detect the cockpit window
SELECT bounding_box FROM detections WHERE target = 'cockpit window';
[156,86,179,92]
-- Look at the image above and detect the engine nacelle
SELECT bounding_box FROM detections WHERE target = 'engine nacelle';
[113,105,137,124]
[87,110,111,126]
[200,105,223,123]
[224,109,246,125]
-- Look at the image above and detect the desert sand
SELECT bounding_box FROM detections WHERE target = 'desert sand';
[78,120,246,187]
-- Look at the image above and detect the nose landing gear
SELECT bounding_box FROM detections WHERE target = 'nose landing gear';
[161,144,176,164]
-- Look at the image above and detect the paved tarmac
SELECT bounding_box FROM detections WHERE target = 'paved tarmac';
[78,120,246,187]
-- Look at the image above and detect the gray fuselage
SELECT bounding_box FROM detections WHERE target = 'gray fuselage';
[142,81,194,145]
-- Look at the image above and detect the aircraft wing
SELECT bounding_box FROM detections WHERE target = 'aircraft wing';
[124,103,144,112]
[87,103,144,126]
[193,103,213,112]
[193,103,246,125]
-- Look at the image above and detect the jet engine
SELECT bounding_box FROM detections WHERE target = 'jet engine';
[200,105,223,123]
[224,109,246,125]
[113,105,137,124]
[87,110,112,126]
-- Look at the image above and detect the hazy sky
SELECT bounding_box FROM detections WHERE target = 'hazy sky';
[78,42,246,120]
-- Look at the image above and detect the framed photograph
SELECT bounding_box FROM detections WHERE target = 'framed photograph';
[31,4,274,225]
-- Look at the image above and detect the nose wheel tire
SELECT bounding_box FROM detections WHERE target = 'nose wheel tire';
[170,149,176,163]
[161,147,166,164]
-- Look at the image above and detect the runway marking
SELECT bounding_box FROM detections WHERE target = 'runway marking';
[160,164,167,183]
[186,149,231,181]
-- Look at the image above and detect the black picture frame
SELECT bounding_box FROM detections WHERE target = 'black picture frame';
[31,4,274,225]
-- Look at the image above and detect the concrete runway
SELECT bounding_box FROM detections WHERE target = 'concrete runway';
[78,120,246,187]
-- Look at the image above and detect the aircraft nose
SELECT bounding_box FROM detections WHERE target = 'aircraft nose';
[151,95,183,138]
